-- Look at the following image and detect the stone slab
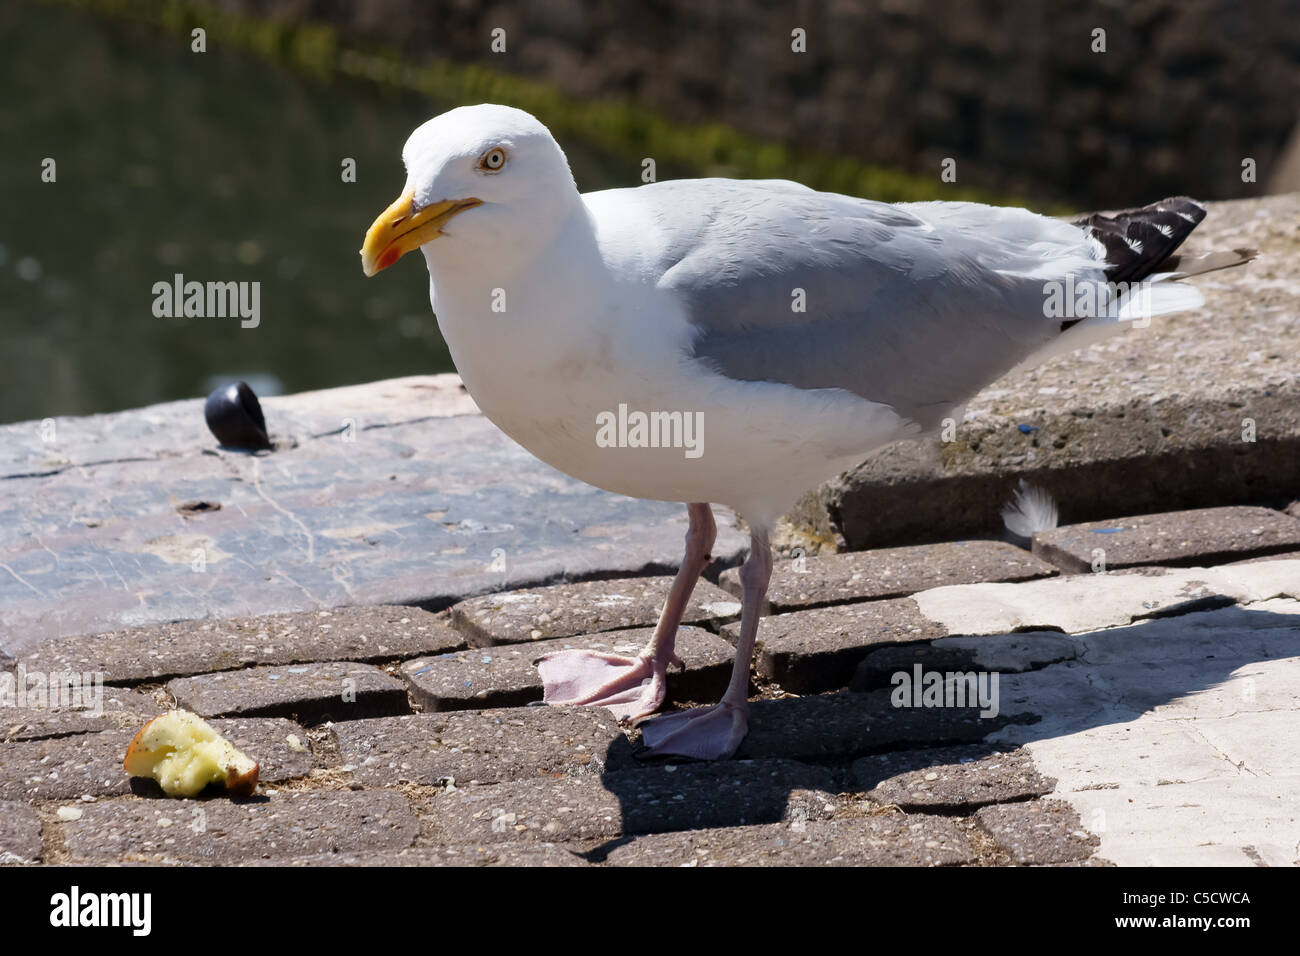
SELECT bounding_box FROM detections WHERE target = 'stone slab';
[400,626,733,711]
[796,195,1300,550]
[0,718,313,801]
[851,631,1078,692]
[604,814,979,866]
[0,375,746,659]
[975,799,1099,864]
[167,661,410,724]
[720,540,1056,612]
[982,598,1300,866]
[0,800,43,864]
[913,559,1300,636]
[59,789,417,863]
[420,759,837,845]
[722,597,949,694]
[332,708,636,787]
[1,687,161,742]
[17,606,464,685]
[1033,506,1300,573]
[449,576,740,646]
[853,747,1054,811]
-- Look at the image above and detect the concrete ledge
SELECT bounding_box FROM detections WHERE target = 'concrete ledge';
[796,194,1300,549]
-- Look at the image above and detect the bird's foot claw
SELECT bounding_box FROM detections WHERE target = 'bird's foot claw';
[537,650,667,720]
[637,699,749,761]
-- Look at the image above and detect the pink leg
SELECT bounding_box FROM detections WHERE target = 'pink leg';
[639,527,771,760]
[537,503,716,720]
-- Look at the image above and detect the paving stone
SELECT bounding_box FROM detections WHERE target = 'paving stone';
[421,759,837,845]
[332,708,636,787]
[735,689,1023,762]
[18,606,464,685]
[60,789,417,863]
[850,631,1077,692]
[604,814,979,866]
[449,576,740,647]
[1033,506,1300,574]
[722,597,949,694]
[913,560,1300,637]
[248,844,588,866]
[400,626,733,711]
[975,799,1099,864]
[167,661,410,724]
[0,800,43,864]
[721,540,1056,612]
[2,687,162,742]
[0,718,313,801]
[853,747,1054,811]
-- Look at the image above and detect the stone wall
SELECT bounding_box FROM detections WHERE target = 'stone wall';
[208,0,1300,206]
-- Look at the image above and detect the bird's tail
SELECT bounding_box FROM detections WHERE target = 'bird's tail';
[1011,197,1256,374]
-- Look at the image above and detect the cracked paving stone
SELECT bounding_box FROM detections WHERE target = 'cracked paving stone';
[167,661,410,724]
[0,800,43,863]
[976,798,1100,864]
[245,844,588,866]
[735,690,1023,762]
[0,718,314,801]
[1,688,162,742]
[18,606,463,685]
[721,540,1056,612]
[604,814,979,866]
[400,625,733,711]
[60,789,417,863]
[332,707,636,787]
[850,631,1078,692]
[721,597,949,694]
[853,746,1054,811]
[1033,506,1300,574]
[449,576,740,646]
[419,759,837,844]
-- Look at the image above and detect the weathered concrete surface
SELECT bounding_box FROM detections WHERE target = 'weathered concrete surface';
[975,799,1100,864]
[0,375,746,658]
[719,539,1056,612]
[1033,505,1300,573]
[982,595,1300,866]
[18,605,463,685]
[912,559,1300,636]
[0,800,43,864]
[418,760,837,845]
[167,661,411,723]
[607,815,981,866]
[1,687,161,742]
[400,625,733,711]
[853,747,1054,811]
[331,708,636,787]
[796,194,1300,549]
[449,575,739,646]
[59,789,418,863]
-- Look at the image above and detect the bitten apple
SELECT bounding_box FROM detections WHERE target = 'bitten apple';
[123,710,259,797]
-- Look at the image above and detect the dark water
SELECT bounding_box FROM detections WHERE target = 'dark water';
[0,2,690,424]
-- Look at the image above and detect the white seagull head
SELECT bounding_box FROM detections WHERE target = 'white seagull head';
[360,104,578,277]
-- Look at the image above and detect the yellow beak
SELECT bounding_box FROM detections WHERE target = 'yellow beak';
[360,191,483,276]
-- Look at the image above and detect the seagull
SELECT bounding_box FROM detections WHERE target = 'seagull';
[361,103,1251,760]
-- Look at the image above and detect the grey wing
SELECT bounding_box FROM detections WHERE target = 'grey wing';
[641,180,1100,430]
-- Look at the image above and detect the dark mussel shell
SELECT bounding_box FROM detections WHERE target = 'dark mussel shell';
[204,381,272,451]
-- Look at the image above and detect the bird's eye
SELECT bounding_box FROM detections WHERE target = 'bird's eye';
[479,147,507,171]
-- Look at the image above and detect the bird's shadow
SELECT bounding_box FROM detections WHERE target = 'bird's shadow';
[583,602,1300,860]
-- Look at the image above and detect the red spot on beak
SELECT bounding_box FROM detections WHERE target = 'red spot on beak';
[378,247,401,271]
